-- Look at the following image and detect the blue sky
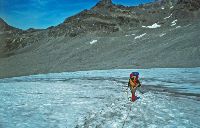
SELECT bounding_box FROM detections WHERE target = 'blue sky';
[0,0,154,30]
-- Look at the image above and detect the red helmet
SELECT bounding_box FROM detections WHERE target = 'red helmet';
[130,73,134,78]
[130,72,139,79]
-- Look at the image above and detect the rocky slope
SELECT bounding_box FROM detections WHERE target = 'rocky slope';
[0,0,200,78]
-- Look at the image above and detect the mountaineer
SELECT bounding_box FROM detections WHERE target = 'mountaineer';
[128,72,141,102]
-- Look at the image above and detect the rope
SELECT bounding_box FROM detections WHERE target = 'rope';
[121,85,132,128]
[122,102,132,128]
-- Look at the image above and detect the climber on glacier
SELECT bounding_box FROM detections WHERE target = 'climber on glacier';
[128,72,141,102]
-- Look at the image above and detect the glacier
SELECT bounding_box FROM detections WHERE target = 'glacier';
[0,68,200,128]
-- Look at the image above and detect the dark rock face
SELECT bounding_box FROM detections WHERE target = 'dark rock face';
[0,18,43,55]
[1,0,200,53]
[1,0,199,53]
[172,0,200,19]
[177,0,200,11]
[0,18,22,56]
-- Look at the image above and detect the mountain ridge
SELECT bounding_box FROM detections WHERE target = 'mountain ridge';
[0,0,200,78]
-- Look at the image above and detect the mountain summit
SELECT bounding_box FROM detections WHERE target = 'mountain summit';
[0,18,9,31]
[99,0,113,5]
[0,18,6,24]
[0,18,20,32]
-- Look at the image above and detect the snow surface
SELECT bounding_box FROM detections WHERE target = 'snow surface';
[142,23,161,29]
[89,40,97,45]
[0,68,200,128]
[135,33,146,39]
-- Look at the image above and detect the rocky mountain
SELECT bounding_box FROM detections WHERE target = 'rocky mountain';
[0,0,200,78]
[0,18,19,32]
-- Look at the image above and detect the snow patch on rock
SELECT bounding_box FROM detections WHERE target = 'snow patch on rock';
[159,33,166,37]
[164,14,172,19]
[142,23,161,29]
[125,34,135,37]
[135,33,146,39]
[89,40,97,45]
[171,19,178,26]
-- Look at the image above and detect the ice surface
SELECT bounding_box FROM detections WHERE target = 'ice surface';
[0,68,200,128]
